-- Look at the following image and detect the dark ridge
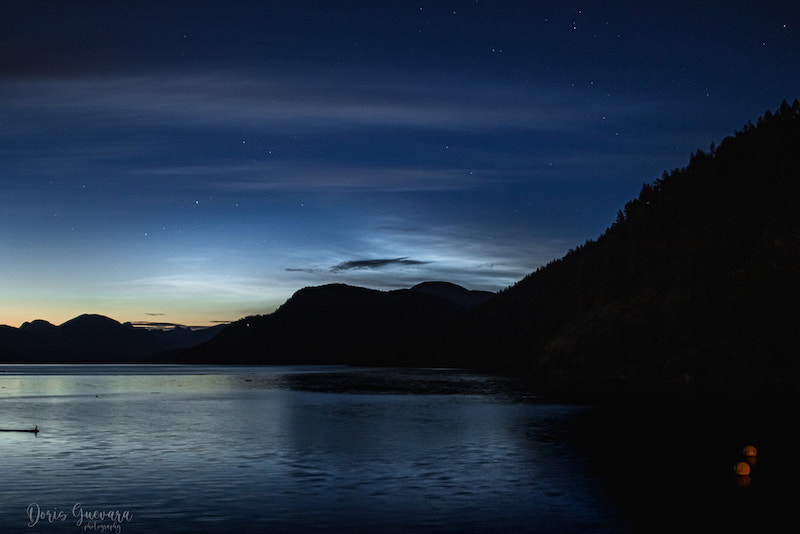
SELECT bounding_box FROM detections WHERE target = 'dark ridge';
[448,99,800,398]
[18,319,57,332]
[169,282,487,366]
[410,281,493,307]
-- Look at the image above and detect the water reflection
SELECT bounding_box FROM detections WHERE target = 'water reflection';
[0,365,630,532]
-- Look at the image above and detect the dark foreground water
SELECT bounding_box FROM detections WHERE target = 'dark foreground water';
[0,365,794,533]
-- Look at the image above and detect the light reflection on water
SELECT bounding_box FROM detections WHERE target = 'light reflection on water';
[0,365,629,533]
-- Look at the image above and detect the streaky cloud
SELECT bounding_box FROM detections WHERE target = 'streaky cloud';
[130,321,184,329]
[2,71,663,135]
[209,165,504,193]
[331,258,429,272]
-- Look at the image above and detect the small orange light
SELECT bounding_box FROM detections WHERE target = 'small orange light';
[733,462,751,476]
[743,445,757,457]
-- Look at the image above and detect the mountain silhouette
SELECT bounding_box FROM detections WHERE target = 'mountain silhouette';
[410,281,493,307]
[0,314,225,363]
[4,101,798,399]
[18,319,57,333]
[166,282,492,365]
[443,100,800,395]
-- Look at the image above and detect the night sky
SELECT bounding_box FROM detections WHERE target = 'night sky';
[1,1,798,328]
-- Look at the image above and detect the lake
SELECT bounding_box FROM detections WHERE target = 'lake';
[0,365,793,533]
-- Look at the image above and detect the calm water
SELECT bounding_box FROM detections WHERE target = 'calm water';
[0,365,636,533]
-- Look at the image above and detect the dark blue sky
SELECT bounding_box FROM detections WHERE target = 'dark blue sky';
[1,1,798,327]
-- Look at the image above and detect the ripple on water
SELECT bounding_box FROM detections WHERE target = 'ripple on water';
[0,366,632,533]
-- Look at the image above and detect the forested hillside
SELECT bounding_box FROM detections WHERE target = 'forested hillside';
[457,100,800,393]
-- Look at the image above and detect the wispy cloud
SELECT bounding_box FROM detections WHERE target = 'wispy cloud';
[201,164,505,193]
[1,70,662,135]
[130,321,181,329]
[331,257,428,272]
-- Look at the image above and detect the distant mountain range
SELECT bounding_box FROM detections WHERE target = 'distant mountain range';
[0,315,225,363]
[3,101,799,397]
